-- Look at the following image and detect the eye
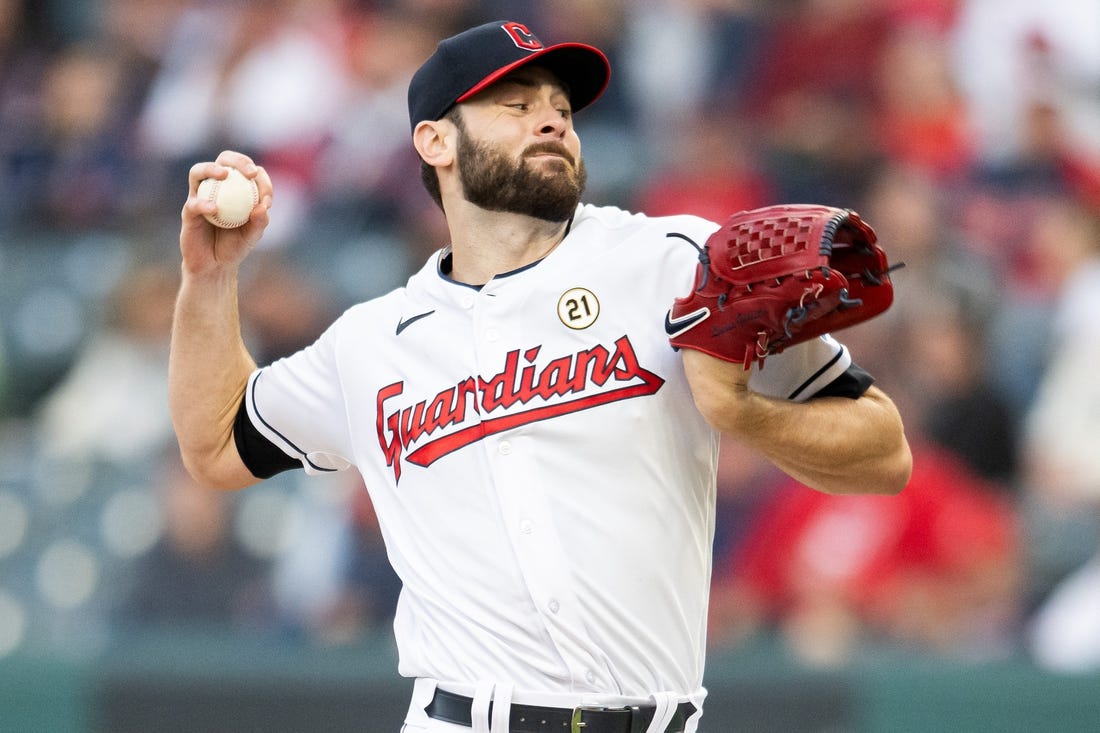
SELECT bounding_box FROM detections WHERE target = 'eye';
[506,102,529,111]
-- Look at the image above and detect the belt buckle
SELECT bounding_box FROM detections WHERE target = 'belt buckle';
[570,705,632,733]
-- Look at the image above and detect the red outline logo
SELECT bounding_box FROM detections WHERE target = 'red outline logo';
[502,22,543,51]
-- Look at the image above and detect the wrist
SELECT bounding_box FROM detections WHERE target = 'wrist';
[180,259,240,290]
[683,349,767,434]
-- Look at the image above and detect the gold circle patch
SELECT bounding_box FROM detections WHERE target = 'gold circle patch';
[557,288,600,330]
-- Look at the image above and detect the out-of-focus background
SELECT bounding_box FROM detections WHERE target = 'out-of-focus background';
[1,0,1100,730]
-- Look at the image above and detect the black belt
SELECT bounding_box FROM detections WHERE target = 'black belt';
[425,688,696,733]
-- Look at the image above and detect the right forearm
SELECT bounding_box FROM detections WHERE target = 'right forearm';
[169,268,258,488]
[172,151,274,487]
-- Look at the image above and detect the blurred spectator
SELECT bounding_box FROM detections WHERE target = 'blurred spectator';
[860,165,1001,334]
[854,165,1017,483]
[741,0,888,114]
[901,301,1019,487]
[0,0,53,229]
[739,0,892,205]
[96,0,189,65]
[613,0,700,145]
[631,112,774,222]
[619,0,766,193]
[841,163,1002,417]
[267,470,360,643]
[1018,198,1100,620]
[951,0,1100,181]
[342,486,403,630]
[120,450,274,630]
[1018,199,1100,494]
[33,262,177,469]
[708,434,788,649]
[314,6,457,266]
[137,0,351,250]
[237,254,340,365]
[1029,554,1100,674]
[709,444,1022,665]
[139,0,348,161]
[34,41,148,230]
[388,0,483,33]
[712,435,788,572]
[272,476,403,644]
[315,10,435,196]
[872,20,974,179]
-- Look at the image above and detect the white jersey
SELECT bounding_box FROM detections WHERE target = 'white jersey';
[244,203,852,701]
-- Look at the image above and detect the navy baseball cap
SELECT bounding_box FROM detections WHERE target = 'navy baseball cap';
[408,20,611,132]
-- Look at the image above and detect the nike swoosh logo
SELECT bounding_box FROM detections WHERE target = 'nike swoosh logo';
[664,307,710,337]
[396,310,436,335]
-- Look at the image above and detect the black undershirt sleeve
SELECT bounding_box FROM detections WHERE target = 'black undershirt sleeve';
[233,393,302,479]
[812,362,875,400]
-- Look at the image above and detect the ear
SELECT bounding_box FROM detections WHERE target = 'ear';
[413,118,455,169]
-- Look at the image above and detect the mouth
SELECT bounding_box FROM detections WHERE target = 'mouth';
[525,146,574,166]
[528,155,570,170]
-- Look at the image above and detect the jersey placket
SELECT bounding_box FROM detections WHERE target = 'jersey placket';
[472,279,613,691]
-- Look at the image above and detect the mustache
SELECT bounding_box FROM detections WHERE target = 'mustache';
[524,143,575,167]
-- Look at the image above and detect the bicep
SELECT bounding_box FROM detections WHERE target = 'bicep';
[178,419,262,491]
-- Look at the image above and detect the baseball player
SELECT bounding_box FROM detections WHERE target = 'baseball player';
[170,20,911,733]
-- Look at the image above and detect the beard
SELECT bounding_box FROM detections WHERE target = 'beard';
[455,124,587,223]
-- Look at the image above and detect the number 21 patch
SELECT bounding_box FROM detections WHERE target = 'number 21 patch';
[557,287,600,330]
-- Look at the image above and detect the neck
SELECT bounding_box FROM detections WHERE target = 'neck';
[444,201,572,285]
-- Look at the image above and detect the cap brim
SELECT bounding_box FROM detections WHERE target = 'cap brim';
[455,42,610,115]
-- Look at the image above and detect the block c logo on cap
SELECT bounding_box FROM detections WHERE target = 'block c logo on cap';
[502,22,543,51]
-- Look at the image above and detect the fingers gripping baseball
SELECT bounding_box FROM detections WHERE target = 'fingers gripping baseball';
[667,205,900,370]
[180,151,273,274]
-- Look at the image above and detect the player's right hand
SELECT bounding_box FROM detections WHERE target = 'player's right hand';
[180,150,273,276]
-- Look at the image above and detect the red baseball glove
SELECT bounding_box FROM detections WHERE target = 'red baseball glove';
[666,204,900,369]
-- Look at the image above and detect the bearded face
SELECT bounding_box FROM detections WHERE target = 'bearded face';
[453,114,587,223]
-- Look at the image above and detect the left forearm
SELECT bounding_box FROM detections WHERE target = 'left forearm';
[734,386,911,494]
[684,351,912,495]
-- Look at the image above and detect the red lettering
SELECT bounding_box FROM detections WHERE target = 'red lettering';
[517,346,542,403]
[376,336,664,483]
[376,382,406,482]
[577,344,612,386]
[537,355,576,398]
[400,401,428,445]
[609,336,646,380]
[479,349,520,412]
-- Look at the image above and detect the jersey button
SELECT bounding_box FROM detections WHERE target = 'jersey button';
[485,328,499,342]
[461,296,475,309]
[519,520,534,535]
[585,670,597,685]
[548,599,560,614]
[498,441,512,456]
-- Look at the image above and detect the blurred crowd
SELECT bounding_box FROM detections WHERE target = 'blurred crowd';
[1,0,1099,676]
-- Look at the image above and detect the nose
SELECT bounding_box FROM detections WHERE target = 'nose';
[538,121,564,137]
[534,102,567,138]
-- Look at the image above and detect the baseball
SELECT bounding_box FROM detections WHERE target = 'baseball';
[196,167,259,229]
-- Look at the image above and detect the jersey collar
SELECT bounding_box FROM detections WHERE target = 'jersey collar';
[435,211,577,289]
